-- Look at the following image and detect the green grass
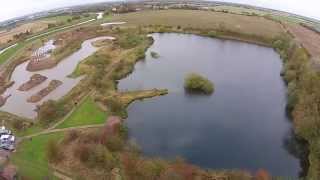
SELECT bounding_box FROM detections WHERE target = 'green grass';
[0,43,24,64]
[40,15,74,22]
[56,96,108,129]
[15,125,44,137]
[11,132,64,179]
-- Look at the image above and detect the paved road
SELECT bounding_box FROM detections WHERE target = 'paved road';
[0,43,18,55]
[26,19,96,41]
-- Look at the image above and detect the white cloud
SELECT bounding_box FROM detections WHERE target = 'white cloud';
[0,0,319,22]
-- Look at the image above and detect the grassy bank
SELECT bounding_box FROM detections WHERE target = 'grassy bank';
[11,132,64,179]
[272,32,320,179]
[56,96,108,129]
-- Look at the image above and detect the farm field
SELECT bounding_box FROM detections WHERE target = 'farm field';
[0,21,48,45]
[213,5,268,15]
[112,10,284,39]
[286,23,320,61]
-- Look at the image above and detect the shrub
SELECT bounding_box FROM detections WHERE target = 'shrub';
[63,130,80,144]
[12,119,24,130]
[48,23,56,29]
[72,15,81,20]
[47,139,64,163]
[87,144,117,170]
[105,135,124,152]
[37,100,67,126]
[103,97,124,113]
[184,73,214,94]
[73,143,91,162]
[150,51,160,59]
[136,47,146,59]
[121,153,142,179]
[118,33,144,49]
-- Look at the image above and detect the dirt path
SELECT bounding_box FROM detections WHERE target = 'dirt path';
[53,171,73,180]
[21,124,104,140]
[48,92,93,131]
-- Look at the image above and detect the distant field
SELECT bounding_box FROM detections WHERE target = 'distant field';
[0,15,97,65]
[0,14,94,46]
[40,15,74,23]
[0,21,48,44]
[213,5,267,16]
[112,10,284,39]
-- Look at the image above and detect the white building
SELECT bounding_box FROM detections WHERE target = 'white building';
[0,126,15,151]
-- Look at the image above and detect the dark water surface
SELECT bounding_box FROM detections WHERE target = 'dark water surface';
[118,33,300,176]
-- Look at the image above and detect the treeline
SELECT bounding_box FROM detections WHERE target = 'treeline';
[272,33,320,179]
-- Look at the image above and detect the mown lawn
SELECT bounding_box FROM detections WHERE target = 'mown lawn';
[11,132,64,179]
[56,96,108,129]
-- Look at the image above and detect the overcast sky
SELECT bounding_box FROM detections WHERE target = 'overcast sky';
[0,0,319,22]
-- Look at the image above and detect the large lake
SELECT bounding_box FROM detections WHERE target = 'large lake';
[118,33,300,177]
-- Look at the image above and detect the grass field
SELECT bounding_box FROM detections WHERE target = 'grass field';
[40,15,74,23]
[0,43,23,64]
[56,96,108,129]
[213,5,267,16]
[11,132,64,179]
[112,10,284,39]
[0,21,48,44]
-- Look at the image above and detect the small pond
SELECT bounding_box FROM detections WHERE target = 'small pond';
[118,33,301,176]
[0,36,114,119]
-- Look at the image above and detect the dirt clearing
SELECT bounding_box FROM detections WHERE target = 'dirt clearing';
[286,23,320,62]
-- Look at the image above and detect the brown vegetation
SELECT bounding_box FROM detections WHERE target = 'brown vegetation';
[286,23,320,64]
[27,80,62,103]
[37,100,68,126]
[112,10,284,40]
[18,74,47,91]
[26,57,56,71]
[0,21,48,45]
[52,122,252,180]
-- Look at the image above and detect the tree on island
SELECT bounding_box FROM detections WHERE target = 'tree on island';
[184,73,214,94]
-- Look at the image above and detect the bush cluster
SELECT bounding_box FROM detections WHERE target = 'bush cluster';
[37,100,68,126]
[184,73,214,94]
